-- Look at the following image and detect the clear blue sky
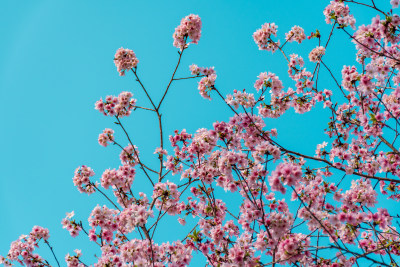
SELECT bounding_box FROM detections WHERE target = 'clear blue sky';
[0,0,394,265]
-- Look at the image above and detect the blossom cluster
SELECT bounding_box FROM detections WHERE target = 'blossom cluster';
[0,226,49,267]
[95,91,137,117]
[72,165,96,194]
[323,0,356,29]
[88,205,119,243]
[61,211,82,237]
[254,72,284,94]
[100,240,193,266]
[308,46,326,63]
[100,164,135,192]
[119,144,140,167]
[118,202,153,233]
[65,249,84,267]
[268,162,303,194]
[190,64,217,100]
[98,128,114,147]
[152,181,182,215]
[189,64,215,76]
[198,75,217,100]
[285,25,306,44]
[253,22,279,52]
[225,89,256,109]
[114,48,139,76]
[173,14,202,49]
[352,15,400,60]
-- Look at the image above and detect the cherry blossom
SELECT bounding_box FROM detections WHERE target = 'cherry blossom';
[114,48,139,76]
[4,5,400,267]
[173,14,202,49]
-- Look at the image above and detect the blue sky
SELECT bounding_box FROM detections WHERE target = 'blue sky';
[0,0,395,265]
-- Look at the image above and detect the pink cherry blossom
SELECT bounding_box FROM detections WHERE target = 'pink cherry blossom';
[173,14,202,49]
[285,25,306,44]
[114,48,139,76]
[253,22,280,52]
[308,46,326,62]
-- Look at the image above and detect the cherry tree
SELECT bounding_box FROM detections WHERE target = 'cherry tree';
[3,1,400,266]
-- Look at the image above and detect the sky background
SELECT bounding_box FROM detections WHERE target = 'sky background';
[0,0,395,266]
